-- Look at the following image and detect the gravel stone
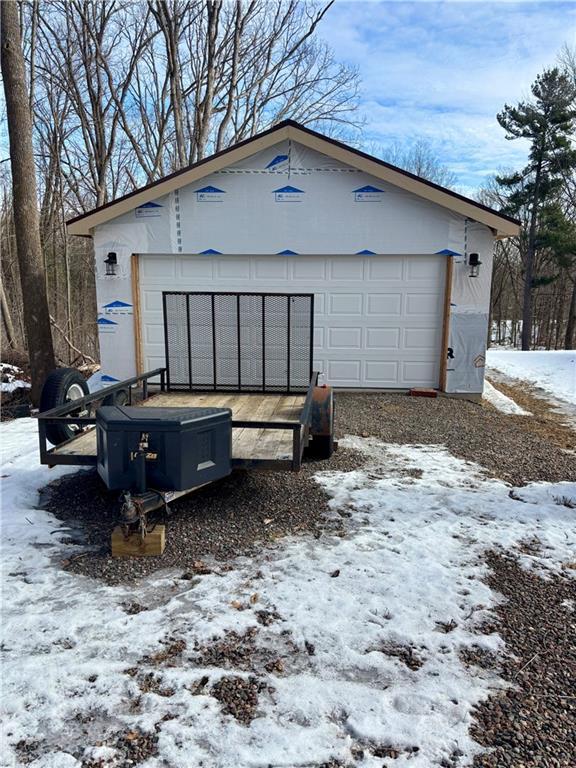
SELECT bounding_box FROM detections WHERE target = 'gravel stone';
[471,552,576,767]
[211,675,267,725]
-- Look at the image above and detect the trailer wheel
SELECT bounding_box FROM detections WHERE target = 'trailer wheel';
[40,368,89,445]
[102,388,129,407]
[307,386,335,459]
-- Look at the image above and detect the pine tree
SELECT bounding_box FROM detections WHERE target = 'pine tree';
[497,68,576,350]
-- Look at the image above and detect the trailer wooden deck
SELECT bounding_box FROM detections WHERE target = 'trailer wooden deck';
[50,392,306,464]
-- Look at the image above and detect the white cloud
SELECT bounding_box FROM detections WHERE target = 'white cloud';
[320,0,575,189]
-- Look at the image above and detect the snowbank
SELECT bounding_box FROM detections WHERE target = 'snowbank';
[0,362,30,393]
[482,379,531,415]
[486,350,576,406]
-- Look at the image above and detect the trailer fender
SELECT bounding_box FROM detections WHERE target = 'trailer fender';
[308,386,335,459]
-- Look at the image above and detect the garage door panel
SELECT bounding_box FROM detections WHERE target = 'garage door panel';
[366,327,401,349]
[405,256,445,281]
[366,294,402,315]
[313,293,326,314]
[293,259,326,279]
[405,292,443,316]
[329,294,363,314]
[404,327,441,349]
[140,257,176,278]
[254,259,288,280]
[139,254,446,389]
[365,360,399,384]
[313,327,325,348]
[143,290,164,311]
[216,258,250,279]
[328,360,362,384]
[180,257,213,278]
[328,327,363,348]
[330,259,365,280]
[368,258,403,280]
[145,325,165,344]
[403,360,439,385]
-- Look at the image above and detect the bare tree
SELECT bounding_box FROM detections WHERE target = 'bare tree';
[378,139,458,188]
[1,0,55,403]
[3,0,359,370]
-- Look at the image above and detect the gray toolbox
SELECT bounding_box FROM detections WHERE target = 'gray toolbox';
[96,406,232,491]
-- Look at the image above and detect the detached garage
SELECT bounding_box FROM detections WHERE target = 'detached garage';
[67,120,519,395]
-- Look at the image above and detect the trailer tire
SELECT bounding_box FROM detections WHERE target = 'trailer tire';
[40,368,89,446]
[102,388,129,407]
[307,386,335,460]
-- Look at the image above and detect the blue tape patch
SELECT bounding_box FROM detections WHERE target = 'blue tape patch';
[135,201,162,218]
[277,249,298,255]
[196,186,225,202]
[353,185,384,202]
[101,374,120,382]
[266,154,289,169]
[97,317,118,333]
[273,185,304,202]
[199,248,222,255]
[356,249,376,255]
[435,249,462,257]
[104,300,131,308]
[103,300,132,315]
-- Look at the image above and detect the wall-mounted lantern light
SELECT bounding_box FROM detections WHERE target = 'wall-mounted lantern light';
[468,252,482,278]
[104,252,117,276]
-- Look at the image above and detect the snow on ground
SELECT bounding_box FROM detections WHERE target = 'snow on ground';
[486,350,576,406]
[0,363,30,393]
[1,420,576,768]
[482,380,531,416]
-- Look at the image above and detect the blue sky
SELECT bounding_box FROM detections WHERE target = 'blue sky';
[319,0,576,194]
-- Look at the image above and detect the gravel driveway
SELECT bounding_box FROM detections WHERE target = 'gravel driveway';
[46,391,575,585]
[336,391,576,486]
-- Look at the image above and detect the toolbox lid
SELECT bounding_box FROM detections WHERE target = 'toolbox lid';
[96,405,231,430]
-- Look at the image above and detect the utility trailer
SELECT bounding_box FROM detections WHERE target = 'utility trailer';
[37,292,334,554]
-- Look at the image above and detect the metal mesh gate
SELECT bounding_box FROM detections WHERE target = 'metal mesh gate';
[162,292,314,393]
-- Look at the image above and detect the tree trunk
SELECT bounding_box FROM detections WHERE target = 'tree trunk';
[521,240,535,351]
[521,155,544,351]
[565,277,576,350]
[1,1,56,404]
[1,278,17,348]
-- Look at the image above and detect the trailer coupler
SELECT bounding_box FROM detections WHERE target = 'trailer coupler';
[120,489,167,539]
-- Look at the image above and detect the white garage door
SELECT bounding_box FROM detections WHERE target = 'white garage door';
[138,254,446,389]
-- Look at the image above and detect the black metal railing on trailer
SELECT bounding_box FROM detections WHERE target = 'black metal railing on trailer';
[162,292,314,394]
[36,368,167,467]
[36,367,318,471]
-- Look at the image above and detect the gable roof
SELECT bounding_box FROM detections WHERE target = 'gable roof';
[67,119,520,238]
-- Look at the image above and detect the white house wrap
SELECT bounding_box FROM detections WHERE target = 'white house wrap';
[68,121,519,395]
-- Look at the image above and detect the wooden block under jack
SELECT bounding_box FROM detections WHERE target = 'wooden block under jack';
[409,388,438,398]
[111,525,166,557]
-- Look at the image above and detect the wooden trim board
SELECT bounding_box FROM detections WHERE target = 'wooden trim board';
[439,254,454,392]
[131,253,143,375]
